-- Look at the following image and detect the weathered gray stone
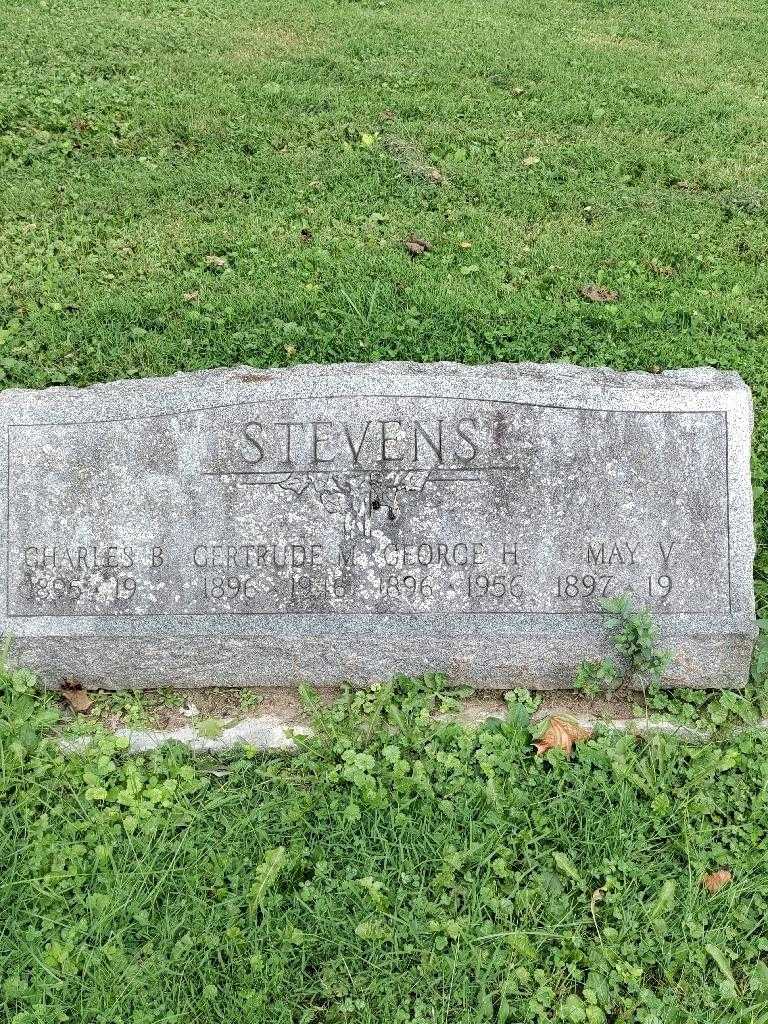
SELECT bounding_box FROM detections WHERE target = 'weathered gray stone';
[0,361,757,689]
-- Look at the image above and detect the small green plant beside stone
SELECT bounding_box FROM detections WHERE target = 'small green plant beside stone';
[575,595,672,696]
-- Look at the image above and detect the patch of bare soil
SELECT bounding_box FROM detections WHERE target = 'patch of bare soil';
[533,688,639,722]
[90,685,645,735]
[136,685,342,731]
[382,136,448,186]
[228,26,305,58]
[454,688,638,726]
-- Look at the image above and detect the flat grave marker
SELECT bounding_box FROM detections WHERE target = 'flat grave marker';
[0,361,756,688]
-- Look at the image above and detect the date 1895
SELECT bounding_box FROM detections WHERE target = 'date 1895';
[22,574,138,603]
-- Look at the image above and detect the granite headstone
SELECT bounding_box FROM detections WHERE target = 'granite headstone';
[0,361,756,688]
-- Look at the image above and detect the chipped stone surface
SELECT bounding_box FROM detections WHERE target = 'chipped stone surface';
[0,361,757,688]
[60,715,308,755]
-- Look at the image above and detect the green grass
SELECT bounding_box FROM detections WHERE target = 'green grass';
[1,0,767,602]
[3,669,768,1023]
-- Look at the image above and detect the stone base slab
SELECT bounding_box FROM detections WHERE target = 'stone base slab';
[13,614,756,690]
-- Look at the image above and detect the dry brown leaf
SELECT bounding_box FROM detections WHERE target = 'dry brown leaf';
[521,155,541,167]
[404,235,432,258]
[61,684,93,714]
[534,716,592,756]
[580,283,619,303]
[702,870,732,893]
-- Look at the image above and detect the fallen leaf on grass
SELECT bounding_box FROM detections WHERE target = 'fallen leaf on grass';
[706,943,735,985]
[702,869,732,893]
[250,847,287,909]
[61,684,93,714]
[404,235,432,258]
[649,878,676,919]
[553,851,582,882]
[534,716,592,756]
[580,283,619,303]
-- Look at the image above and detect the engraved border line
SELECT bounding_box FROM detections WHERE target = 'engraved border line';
[5,399,732,620]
